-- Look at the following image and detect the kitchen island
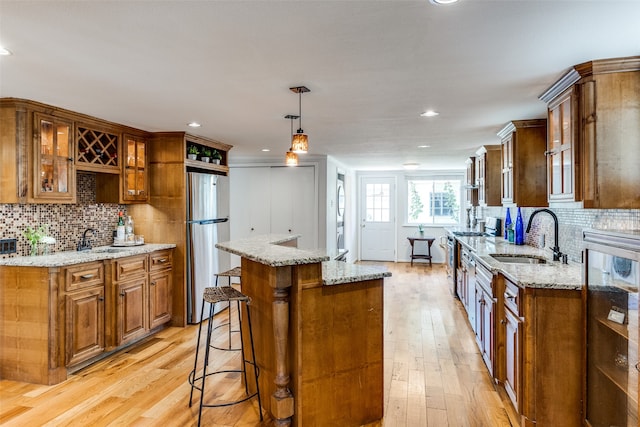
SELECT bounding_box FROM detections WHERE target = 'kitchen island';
[216,235,391,427]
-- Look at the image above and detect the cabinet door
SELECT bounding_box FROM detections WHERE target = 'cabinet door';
[149,270,172,330]
[33,112,75,202]
[230,167,271,239]
[547,91,578,202]
[476,154,486,206]
[270,165,317,249]
[504,307,522,412]
[481,292,495,376]
[123,135,148,202]
[116,278,148,345]
[65,287,105,366]
[501,135,514,204]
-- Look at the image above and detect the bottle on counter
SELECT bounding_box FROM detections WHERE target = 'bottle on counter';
[125,215,135,243]
[504,207,512,240]
[515,207,524,245]
[116,211,125,242]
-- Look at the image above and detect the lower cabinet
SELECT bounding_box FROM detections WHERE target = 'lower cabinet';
[65,285,105,366]
[149,269,172,330]
[475,260,496,377]
[498,275,582,427]
[116,277,148,346]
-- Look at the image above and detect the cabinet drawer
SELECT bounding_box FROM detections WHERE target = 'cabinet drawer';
[150,250,172,271]
[115,255,148,281]
[65,262,104,292]
[503,279,521,316]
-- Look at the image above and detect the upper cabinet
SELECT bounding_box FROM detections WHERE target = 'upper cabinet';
[33,112,76,203]
[75,123,121,174]
[123,135,148,202]
[497,119,547,207]
[475,145,501,207]
[465,157,478,207]
[540,56,640,208]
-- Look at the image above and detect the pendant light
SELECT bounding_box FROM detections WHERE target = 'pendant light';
[284,114,299,166]
[290,86,310,153]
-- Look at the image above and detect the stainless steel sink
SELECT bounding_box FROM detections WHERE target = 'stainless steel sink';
[490,254,547,264]
[91,248,130,254]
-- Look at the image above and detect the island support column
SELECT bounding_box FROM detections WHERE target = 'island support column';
[271,266,294,426]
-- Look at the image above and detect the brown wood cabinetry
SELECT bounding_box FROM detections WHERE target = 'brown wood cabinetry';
[0,248,173,385]
[497,120,547,207]
[497,275,582,427]
[475,145,501,207]
[539,56,640,208]
[75,123,121,174]
[63,262,105,367]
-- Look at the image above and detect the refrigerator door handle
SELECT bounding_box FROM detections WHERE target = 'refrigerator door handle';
[187,217,229,225]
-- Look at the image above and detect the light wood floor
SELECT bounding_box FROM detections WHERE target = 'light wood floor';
[0,262,512,426]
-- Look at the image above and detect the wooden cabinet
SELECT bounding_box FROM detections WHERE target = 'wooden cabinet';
[497,275,582,427]
[63,261,107,368]
[75,123,121,174]
[475,260,496,377]
[583,229,639,427]
[539,56,640,208]
[149,250,173,330]
[33,112,76,203]
[497,120,547,207]
[122,134,148,202]
[113,255,149,346]
[465,157,478,207]
[475,145,501,207]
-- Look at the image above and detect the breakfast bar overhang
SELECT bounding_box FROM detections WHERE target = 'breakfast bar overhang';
[216,234,391,426]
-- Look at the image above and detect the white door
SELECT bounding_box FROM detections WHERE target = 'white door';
[230,167,271,239]
[360,177,395,261]
[270,166,317,249]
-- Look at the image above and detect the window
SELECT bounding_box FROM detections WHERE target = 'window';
[407,178,461,225]
[365,183,390,222]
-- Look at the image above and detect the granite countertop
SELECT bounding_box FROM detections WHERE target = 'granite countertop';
[216,234,330,267]
[216,234,392,284]
[0,243,176,267]
[322,260,392,286]
[448,230,582,291]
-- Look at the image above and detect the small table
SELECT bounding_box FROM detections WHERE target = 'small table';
[407,236,435,267]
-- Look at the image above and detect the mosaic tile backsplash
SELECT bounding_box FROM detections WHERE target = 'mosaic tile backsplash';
[478,206,640,263]
[0,173,126,257]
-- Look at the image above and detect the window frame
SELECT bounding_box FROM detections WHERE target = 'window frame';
[404,174,464,227]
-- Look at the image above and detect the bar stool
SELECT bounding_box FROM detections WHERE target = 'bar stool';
[188,286,262,426]
[213,266,242,350]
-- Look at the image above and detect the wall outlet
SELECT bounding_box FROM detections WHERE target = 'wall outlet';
[0,238,17,254]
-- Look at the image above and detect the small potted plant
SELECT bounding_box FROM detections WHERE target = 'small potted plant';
[212,149,222,165]
[23,224,48,256]
[200,148,212,163]
[187,145,199,160]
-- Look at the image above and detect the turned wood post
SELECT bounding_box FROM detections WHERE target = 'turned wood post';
[271,266,294,426]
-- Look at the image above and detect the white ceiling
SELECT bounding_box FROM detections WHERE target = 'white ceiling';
[1,0,639,170]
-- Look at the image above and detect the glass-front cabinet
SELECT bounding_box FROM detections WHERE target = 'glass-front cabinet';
[547,90,578,202]
[34,112,75,202]
[123,135,147,202]
[583,229,639,427]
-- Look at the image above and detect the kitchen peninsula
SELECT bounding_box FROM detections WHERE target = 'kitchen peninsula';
[216,234,391,427]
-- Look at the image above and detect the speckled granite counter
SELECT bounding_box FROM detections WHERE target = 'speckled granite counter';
[0,243,176,267]
[451,233,582,290]
[322,260,392,285]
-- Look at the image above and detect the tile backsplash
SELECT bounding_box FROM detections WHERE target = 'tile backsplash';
[479,206,640,262]
[0,173,125,257]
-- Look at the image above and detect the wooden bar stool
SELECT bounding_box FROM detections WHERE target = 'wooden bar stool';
[188,286,262,426]
[213,266,242,350]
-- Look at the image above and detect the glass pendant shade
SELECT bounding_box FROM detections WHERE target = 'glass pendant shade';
[291,132,308,153]
[285,150,298,166]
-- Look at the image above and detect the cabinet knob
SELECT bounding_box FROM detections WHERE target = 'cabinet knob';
[500,319,506,325]
[98,296,104,301]
[288,229,292,233]
[67,157,73,161]
[251,227,254,231]
[119,292,125,297]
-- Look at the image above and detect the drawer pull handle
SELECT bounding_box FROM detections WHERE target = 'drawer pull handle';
[157,258,168,263]
[80,274,95,280]
[504,292,517,300]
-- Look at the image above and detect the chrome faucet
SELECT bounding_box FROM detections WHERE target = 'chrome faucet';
[77,228,98,251]
[525,209,563,262]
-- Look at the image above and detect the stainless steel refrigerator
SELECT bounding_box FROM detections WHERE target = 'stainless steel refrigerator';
[186,172,230,324]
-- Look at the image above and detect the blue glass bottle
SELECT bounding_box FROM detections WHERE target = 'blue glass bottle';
[504,208,512,240]
[515,207,524,245]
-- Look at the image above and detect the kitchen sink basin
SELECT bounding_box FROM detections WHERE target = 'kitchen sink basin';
[91,248,130,254]
[490,254,547,264]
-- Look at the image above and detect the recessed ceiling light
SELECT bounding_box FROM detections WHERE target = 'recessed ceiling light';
[429,0,459,4]
[0,47,12,56]
[403,163,420,170]
[418,145,431,148]
[261,148,270,152]
[187,122,201,128]
[420,110,439,117]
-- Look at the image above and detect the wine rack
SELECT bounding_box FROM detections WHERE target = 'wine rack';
[76,125,120,172]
